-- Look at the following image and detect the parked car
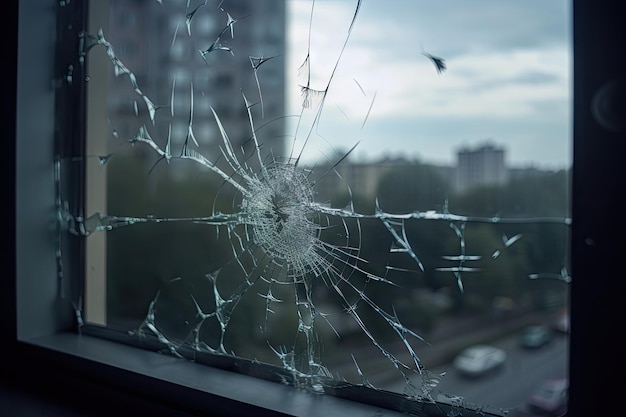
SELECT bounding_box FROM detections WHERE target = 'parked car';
[526,378,568,416]
[519,324,552,348]
[453,345,506,377]
[551,310,570,333]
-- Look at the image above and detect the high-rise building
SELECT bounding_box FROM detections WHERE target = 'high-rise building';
[455,143,508,193]
[104,0,286,167]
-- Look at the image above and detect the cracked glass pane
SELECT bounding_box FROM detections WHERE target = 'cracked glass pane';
[62,0,571,415]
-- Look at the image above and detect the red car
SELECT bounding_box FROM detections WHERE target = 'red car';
[551,310,570,334]
[526,378,568,416]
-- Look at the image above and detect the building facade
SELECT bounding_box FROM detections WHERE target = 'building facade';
[455,143,509,193]
[104,0,287,168]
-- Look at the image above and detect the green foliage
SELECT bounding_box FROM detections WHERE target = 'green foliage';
[449,169,570,218]
[106,153,570,347]
[106,153,235,324]
[376,162,450,213]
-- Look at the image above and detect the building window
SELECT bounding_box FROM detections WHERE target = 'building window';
[12,1,625,416]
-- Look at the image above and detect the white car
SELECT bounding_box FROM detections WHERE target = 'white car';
[453,345,506,377]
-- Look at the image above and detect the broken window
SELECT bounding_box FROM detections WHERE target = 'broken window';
[58,0,571,415]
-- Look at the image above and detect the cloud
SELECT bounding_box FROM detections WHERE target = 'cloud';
[286,0,571,167]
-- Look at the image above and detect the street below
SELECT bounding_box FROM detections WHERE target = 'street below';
[380,331,569,414]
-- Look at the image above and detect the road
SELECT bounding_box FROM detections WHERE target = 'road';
[380,331,569,414]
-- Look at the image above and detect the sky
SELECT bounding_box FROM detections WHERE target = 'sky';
[284,0,572,169]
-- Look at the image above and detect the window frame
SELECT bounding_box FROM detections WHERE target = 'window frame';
[3,1,625,416]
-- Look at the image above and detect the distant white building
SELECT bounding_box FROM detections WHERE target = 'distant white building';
[455,143,508,193]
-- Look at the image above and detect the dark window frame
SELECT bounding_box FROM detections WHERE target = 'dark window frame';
[3,1,625,416]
